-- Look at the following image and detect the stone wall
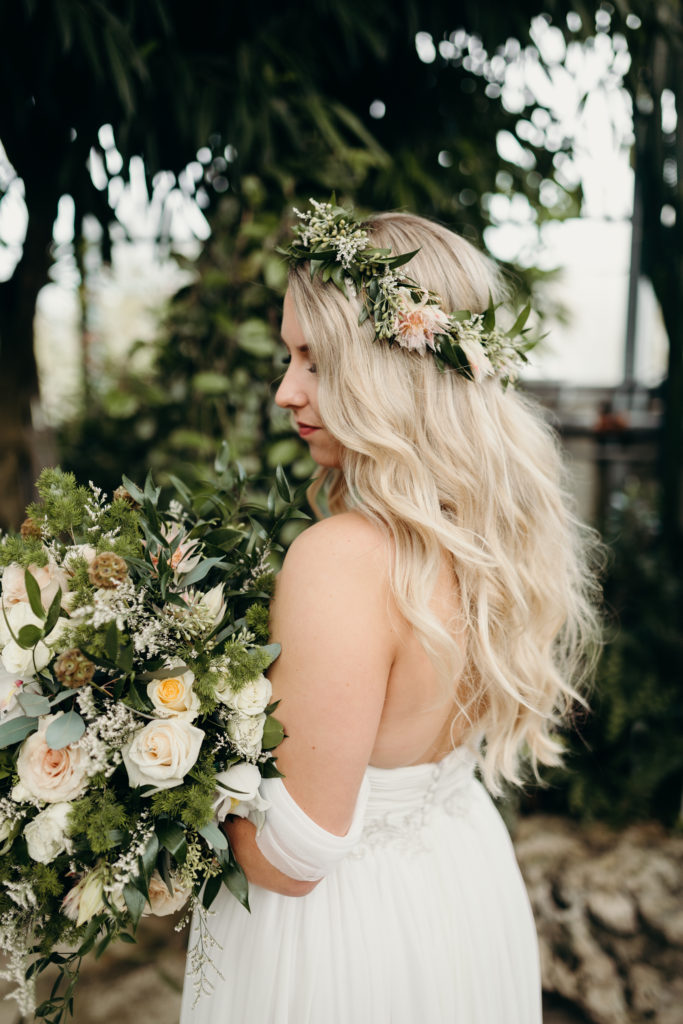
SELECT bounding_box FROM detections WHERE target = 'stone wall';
[515,816,683,1024]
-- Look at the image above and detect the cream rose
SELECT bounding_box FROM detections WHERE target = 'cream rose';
[226,713,266,759]
[122,718,204,791]
[147,669,200,722]
[216,673,272,716]
[2,559,69,610]
[16,715,88,803]
[213,762,270,823]
[24,802,72,863]
[142,870,192,917]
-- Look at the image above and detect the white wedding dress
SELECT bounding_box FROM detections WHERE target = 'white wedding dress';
[180,746,541,1023]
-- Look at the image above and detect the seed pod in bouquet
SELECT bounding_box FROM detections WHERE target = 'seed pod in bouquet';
[20,517,42,540]
[88,552,128,589]
[54,649,95,689]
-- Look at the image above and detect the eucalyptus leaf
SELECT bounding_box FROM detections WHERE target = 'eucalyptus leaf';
[0,715,38,749]
[259,643,281,667]
[49,689,75,709]
[17,692,51,717]
[45,711,85,750]
[197,821,228,851]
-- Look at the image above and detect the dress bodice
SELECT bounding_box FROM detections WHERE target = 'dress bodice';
[355,746,478,856]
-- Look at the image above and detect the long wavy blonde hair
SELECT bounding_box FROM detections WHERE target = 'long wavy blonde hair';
[287,211,601,793]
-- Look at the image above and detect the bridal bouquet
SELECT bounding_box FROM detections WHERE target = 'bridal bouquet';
[0,459,306,1022]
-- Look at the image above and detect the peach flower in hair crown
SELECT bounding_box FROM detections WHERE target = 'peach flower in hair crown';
[277,197,539,385]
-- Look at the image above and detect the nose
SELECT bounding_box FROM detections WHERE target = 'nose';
[275,365,305,410]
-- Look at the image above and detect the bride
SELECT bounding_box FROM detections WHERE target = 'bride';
[180,201,600,1023]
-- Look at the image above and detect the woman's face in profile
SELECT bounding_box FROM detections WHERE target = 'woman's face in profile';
[275,290,344,469]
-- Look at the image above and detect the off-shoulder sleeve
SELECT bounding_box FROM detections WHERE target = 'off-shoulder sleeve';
[254,775,370,882]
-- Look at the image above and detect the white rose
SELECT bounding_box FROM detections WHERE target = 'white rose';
[220,673,272,716]
[213,762,270,823]
[122,718,204,792]
[16,715,89,803]
[61,870,106,926]
[0,602,64,676]
[142,870,192,917]
[226,713,266,759]
[24,802,72,863]
[1,559,69,611]
[147,669,200,722]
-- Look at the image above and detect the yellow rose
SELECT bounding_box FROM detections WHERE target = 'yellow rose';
[146,669,199,722]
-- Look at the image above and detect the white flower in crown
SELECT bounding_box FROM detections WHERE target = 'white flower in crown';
[452,316,495,381]
[393,289,452,353]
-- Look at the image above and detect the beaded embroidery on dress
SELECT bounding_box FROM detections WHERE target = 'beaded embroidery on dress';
[180,747,542,1024]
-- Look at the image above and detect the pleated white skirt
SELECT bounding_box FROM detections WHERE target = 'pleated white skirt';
[180,749,541,1023]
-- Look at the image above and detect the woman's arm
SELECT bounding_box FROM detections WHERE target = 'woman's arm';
[222,511,396,895]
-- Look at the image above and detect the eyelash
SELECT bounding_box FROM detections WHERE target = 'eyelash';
[282,355,317,374]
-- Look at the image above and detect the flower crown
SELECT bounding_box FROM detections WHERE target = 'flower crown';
[277,198,537,384]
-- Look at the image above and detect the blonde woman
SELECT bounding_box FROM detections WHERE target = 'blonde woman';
[180,202,600,1023]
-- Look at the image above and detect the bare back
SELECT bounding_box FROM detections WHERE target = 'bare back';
[370,555,467,767]
[268,511,470,835]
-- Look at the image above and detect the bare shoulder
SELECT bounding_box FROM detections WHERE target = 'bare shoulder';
[282,511,390,582]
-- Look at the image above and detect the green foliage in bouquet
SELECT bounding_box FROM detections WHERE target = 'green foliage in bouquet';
[0,453,310,1022]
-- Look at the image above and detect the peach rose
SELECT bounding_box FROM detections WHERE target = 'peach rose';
[2,559,69,611]
[15,715,88,803]
[147,669,200,722]
[142,870,192,916]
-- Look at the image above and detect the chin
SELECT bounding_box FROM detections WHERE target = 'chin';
[309,443,343,470]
